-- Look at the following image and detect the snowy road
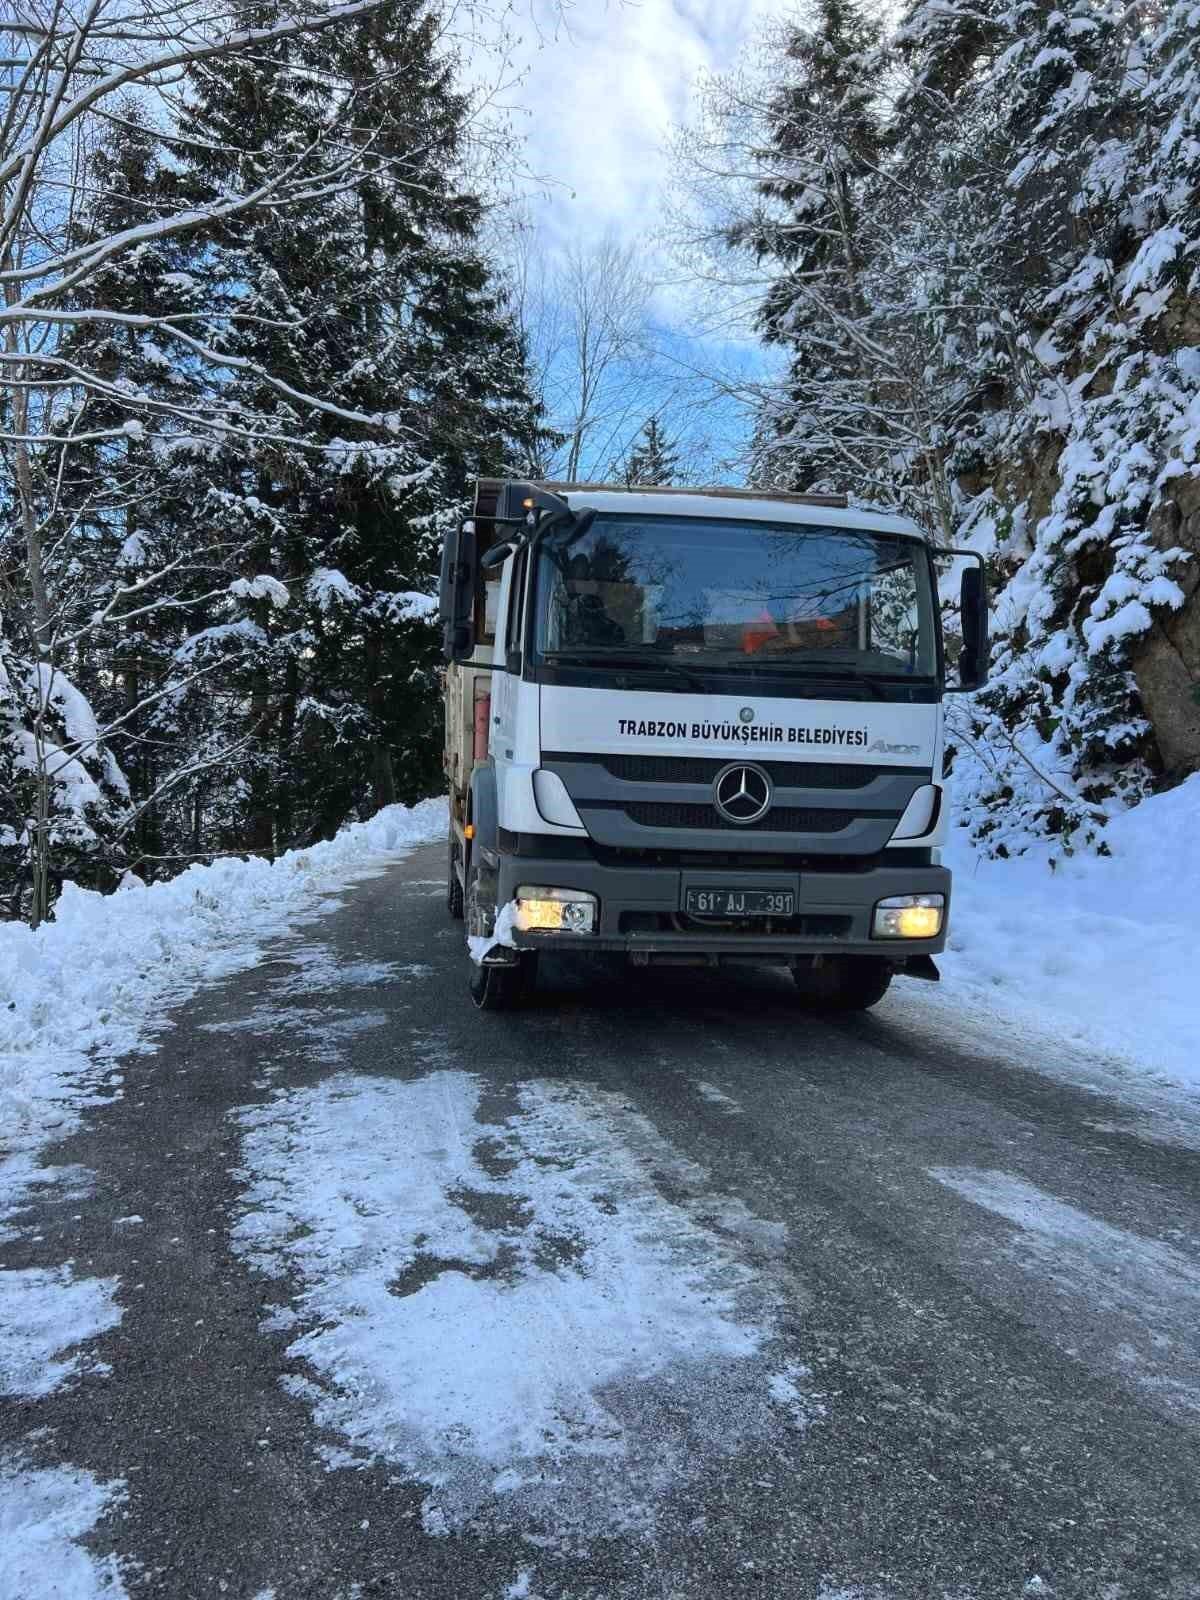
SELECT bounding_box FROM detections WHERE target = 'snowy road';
[4,841,1200,1600]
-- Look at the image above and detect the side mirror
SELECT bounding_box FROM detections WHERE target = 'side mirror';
[957,564,989,690]
[481,540,515,571]
[439,520,476,662]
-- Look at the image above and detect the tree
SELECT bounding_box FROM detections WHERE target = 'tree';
[673,0,1199,848]
[162,0,549,850]
[0,0,549,916]
[624,417,679,486]
[673,2,989,532]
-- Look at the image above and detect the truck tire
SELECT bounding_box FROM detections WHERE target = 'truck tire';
[791,956,892,1012]
[447,826,464,920]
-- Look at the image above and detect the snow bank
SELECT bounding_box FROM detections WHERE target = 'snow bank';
[0,799,446,1210]
[934,774,1200,1086]
[0,800,444,1593]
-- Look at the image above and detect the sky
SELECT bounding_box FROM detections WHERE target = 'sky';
[503,0,779,250]
[479,0,786,478]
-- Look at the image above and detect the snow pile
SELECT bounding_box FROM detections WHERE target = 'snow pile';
[232,1070,811,1542]
[934,774,1200,1086]
[0,1268,122,1400]
[0,1458,127,1600]
[0,798,445,1224]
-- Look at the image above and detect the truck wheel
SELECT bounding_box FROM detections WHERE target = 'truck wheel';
[447,826,464,920]
[791,956,892,1012]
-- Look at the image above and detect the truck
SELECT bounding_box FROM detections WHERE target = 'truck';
[439,479,987,1011]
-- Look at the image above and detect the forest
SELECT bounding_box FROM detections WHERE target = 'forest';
[2,0,1197,922]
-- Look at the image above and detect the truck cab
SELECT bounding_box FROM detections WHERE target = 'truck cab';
[440,480,987,1010]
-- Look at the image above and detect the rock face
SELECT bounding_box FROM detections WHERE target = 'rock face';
[1134,478,1200,781]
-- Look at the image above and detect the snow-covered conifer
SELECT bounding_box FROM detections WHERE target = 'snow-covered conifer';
[624,418,681,486]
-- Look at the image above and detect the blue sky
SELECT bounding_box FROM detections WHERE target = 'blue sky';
[495,0,783,478]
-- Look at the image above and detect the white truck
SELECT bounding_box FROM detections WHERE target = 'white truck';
[439,480,987,1010]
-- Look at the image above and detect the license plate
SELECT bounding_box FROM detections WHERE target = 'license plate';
[684,887,795,917]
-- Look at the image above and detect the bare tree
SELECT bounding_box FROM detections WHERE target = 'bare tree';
[502,222,716,483]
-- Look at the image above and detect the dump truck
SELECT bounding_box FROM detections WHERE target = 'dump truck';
[439,480,987,1010]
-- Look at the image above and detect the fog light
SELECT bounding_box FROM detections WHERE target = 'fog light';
[514,886,597,934]
[872,893,944,939]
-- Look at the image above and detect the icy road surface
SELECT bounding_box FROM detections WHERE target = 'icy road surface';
[3,842,1200,1599]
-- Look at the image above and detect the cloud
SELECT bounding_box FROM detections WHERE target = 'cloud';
[508,0,777,249]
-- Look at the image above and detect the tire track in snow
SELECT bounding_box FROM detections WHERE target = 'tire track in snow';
[930,1167,1200,1418]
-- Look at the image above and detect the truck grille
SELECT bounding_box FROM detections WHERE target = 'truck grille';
[623,802,854,833]
[545,752,884,788]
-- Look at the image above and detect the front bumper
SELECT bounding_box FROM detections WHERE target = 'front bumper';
[495,849,950,962]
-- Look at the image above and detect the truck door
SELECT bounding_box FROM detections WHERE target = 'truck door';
[490,546,528,789]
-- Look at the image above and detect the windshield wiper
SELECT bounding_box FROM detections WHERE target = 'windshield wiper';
[542,649,713,692]
[696,654,895,699]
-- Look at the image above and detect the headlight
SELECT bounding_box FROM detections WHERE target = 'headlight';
[514,885,598,933]
[872,893,944,939]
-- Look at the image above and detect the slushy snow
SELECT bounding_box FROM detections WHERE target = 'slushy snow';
[231,1070,811,1541]
[0,1267,122,1399]
[931,1167,1200,1419]
[0,1458,128,1600]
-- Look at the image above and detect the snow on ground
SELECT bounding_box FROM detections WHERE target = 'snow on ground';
[931,1167,1200,1419]
[693,1080,744,1115]
[231,1069,813,1545]
[0,1267,121,1399]
[0,798,445,1221]
[930,773,1200,1090]
[0,800,445,1592]
[0,1457,128,1600]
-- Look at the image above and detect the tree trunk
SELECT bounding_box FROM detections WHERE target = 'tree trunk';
[246,670,276,858]
[370,743,397,811]
[275,653,299,847]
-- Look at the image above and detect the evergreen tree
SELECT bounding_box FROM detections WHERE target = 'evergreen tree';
[45,107,250,879]
[720,0,1200,849]
[892,0,1200,844]
[624,417,680,486]
[733,0,890,495]
[165,0,547,850]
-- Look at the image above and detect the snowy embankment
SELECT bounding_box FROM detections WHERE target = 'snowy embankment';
[934,773,1200,1090]
[0,799,445,1599]
[0,799,446,1178]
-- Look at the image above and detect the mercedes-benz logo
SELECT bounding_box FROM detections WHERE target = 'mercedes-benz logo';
[739,706,755,724]
[713,762,773,825]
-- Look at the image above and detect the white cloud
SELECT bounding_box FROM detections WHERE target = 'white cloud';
[508,0,778,248]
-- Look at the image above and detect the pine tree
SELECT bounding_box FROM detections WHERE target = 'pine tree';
[734,0,890,495]
[721,0,1199,849]
[624,418,680,486]
[894,0,1200,845]
[45,108,238,879]
[166,0,547,850]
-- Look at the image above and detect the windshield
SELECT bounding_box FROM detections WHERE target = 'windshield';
[532,514,937,679]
